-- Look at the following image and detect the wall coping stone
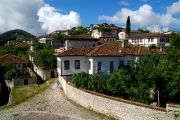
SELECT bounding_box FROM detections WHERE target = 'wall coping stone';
[67,82,166,112]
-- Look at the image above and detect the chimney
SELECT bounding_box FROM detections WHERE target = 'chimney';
[121,41,125,47]
[119,49,122,53]
[122,40,128,47]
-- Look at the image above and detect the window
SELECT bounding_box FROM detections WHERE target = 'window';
[151,38,154,42]
[64,60,70,70]
[127,60,131,66]
[118,60,124,69]
[97,62,101,71]
[140,40,142,43]
[148,38,150,42]
[75,60,80,69]
[110,61,114,73]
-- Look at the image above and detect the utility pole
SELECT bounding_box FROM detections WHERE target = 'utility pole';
[157,90,160,106]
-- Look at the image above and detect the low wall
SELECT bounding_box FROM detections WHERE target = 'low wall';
[59,76,175,120]
[12,77,37,86]
[33,64,58,81]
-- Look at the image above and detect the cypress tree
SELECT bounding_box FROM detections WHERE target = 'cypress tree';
[126,16,131,33]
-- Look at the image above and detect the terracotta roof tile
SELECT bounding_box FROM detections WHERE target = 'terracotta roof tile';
[0,54,28,64]
[125,32,170,38]
[57,48,94,57]
[57,43,166,57]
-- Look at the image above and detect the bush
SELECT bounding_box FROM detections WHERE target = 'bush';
[72,73,107,93]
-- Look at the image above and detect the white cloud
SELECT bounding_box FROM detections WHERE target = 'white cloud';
[37,4,82,33]
[0,0,44,35]
[167,0,180,14]
[119,1,129,6]
[99,3,180,32]
[0,0,82,35]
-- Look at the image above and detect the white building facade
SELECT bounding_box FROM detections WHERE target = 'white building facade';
[57,43,165,80]
[118,31,170,47]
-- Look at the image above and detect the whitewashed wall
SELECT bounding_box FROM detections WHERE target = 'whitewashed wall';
[58,56,89,76]
[58,56,136,76]
[91,29,101,38]
[91,56,134,75]
[59,77,175,120]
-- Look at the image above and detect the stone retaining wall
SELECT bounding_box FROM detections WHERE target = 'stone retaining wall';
[59,76,175,120]
[33,64,57,81]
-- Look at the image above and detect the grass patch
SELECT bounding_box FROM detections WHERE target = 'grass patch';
[0,78,57,111]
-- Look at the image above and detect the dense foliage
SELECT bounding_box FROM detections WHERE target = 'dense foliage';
[0,62,25,80]
[69,27,89,36]
[0,45,29,60]
[137,28,150,33]
[53,33,64,42]
[72,72,107,93]
[169,32,180,47]
[0,29,35,46]
[126,16,131,33]
[99,27,111,32]
[34,43,57,69]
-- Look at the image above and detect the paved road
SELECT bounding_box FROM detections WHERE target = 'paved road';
[0,82,112,120]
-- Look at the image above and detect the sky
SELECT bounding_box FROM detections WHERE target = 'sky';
[0,0,180,35]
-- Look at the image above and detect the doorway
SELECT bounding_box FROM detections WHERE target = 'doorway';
[24,79,28,85]
[51,71,54,78]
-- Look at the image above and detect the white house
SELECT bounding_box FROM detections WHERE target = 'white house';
[0,54,28,70]
[91,23,122,39]
[38,36,52,44]
[64,37,99,50]
[50,30,70,36]
[118,31,170,47]
[57,43,166,80]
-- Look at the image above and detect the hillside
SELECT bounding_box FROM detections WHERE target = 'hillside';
[0,29,36,46]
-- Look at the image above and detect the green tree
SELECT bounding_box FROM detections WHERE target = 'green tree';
[4,68,20,80]
[34,50,57,69]
[69,27,88,36]
[137,28,149,33]
[53,33,64,42]
[1,62,14,74]
[34,43,51,51]
[126,16,131,33]
[107,69,131,97]
[169,33,180,47]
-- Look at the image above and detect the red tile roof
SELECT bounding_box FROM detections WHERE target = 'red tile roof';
[124,31,170,38]
[57,48,94,57]
[0,54,28,64]
[57,43,166,57]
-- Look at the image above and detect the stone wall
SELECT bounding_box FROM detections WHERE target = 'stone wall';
[59,76,175,120]
[12,77,37,86]
[33,64,58,81]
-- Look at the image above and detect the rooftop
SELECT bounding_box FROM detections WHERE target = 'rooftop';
[0,54,28,64]
[124,31,170,38]
[57,43,166,57]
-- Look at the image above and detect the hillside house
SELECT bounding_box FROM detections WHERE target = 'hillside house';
[118,31,170,47]
[0,54,37,86]
[57,43,166,80]
[91,23,122,39]
[0,54,28,69]
[64,37,99,50]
